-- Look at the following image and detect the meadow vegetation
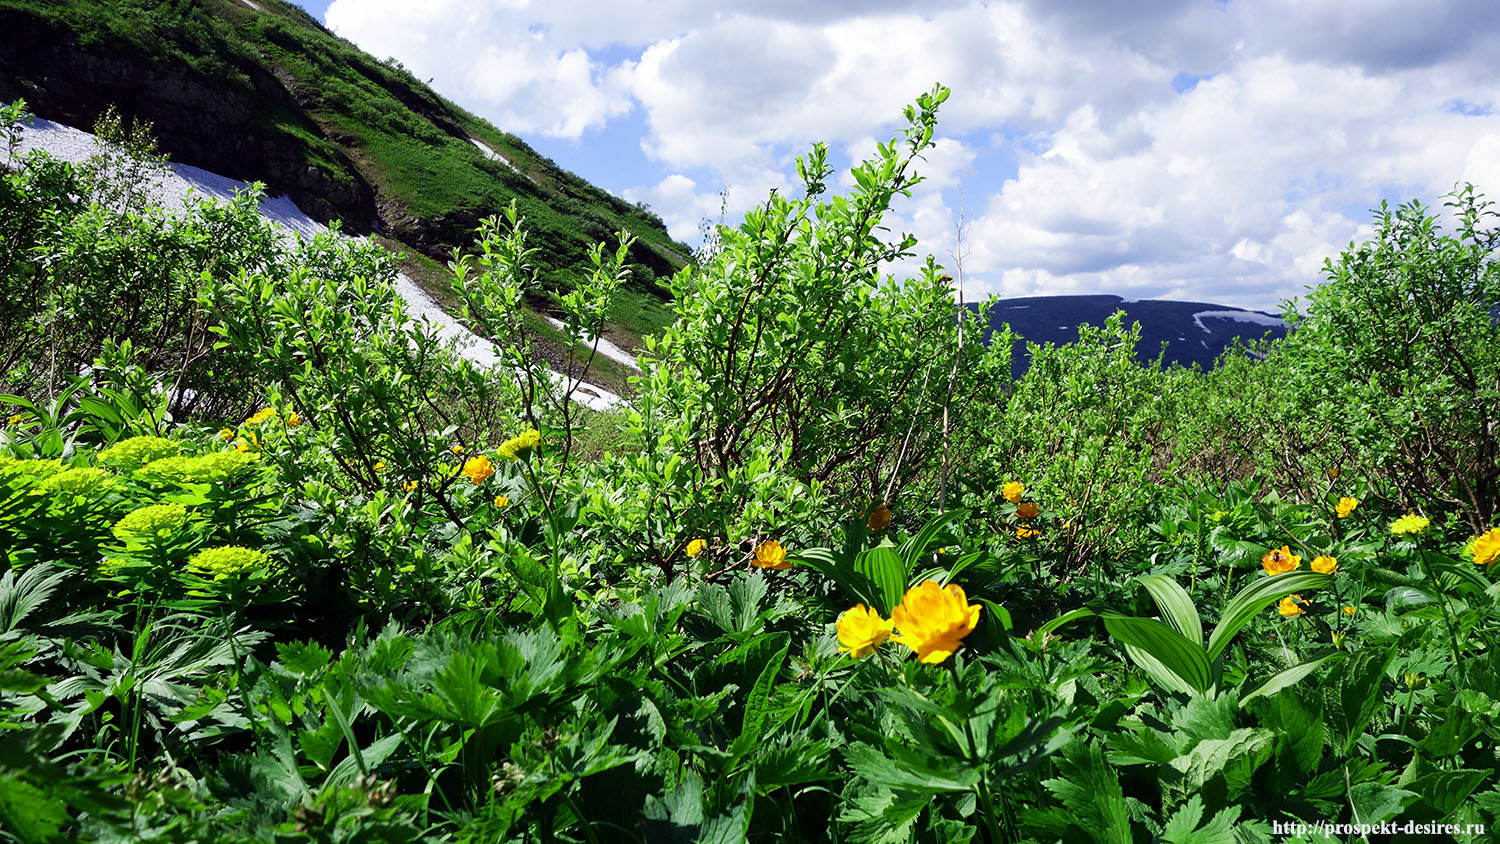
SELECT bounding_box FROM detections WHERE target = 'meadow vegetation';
[3,87,1500,842]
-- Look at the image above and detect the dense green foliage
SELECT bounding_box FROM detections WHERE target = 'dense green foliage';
[4,87,1500,842]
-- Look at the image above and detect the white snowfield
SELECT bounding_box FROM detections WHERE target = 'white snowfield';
[543,317,639,371]
[1191,309,1286,334]
[8,117,623,411]
[468,138,536,184]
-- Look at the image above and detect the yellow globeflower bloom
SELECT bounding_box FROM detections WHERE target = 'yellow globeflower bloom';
[1342,606,1357,617]
[1390,514,1430,536]
[402,480,417,492]
[1260,546,1301,576]
[1336,497,1359,518]
[499,429,544,461]
[493,495,510,509]
[216,427,235,441]
[1278,595,1307,617]
[5,414,22,426]
[867,506,892,532]
[1310,555,1338,575]
[1016,501,1039,520]
[891,580,982,664]
[450,444,465,455]
[287,411,302,427]
[1002,481,1025,504]
[1016,524,1039,539]
[460,455,495,484]
[753,539,791,570]
[245,407,278,425]
[836,604,894,658]
[232,439,251,453]
[686,538,706,557]
[1470,528,1500,567]
[374,460,387,472]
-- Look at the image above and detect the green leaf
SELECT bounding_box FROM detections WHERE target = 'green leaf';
[1348,781,1418,826]
[1323,646,1394,755]
[1103,614,1212,694]
[1038,607,1096,640]
[0,771,67,843]
[1161,794,1240,844]
[1138,574,1203,647]
[898,509,967,570]
[1168,728,1274,797]
[1407,769,1490,816]
[1239,651,1345,706]
[855,545,906,617]
[1040,741,1132,844]
[1207,571,1334,660]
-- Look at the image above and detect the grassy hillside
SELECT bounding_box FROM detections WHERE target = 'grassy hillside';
[0,0,690,312]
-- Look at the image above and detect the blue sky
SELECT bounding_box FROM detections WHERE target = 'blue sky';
[290,0,1500,311]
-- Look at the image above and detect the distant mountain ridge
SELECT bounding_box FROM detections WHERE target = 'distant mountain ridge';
[973,295,1287,375]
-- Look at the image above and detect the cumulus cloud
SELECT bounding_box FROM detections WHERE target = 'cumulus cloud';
[321,0,1500,310]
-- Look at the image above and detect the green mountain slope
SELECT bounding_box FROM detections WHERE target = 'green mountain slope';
[0,0,690,303]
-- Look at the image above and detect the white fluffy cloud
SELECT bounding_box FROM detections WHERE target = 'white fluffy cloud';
[323,0,1500,310]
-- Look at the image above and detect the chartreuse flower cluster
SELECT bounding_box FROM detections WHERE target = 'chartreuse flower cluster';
[836,580,982,664]
[186,545,271,581]
[39,467,118,497]
[98,436,180,470]
[112,503,189,541]
[138,450,260,484]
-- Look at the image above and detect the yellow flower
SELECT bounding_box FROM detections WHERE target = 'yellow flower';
[867,506,892,532]
[686,538,706,557]
[753,539,790,570]
[245,407,278,425]
[5,414,22,426]
[374,460,387,472]
[1470,528,1500,567]
[1336,497,1358,518]
[1310,555,1338,575]
[1278,595,1307,617]
[460,455,495,484]
[232,440,251,453]
[498,429,544,461]
[1342,605,1357,617]
[1016,501,1039,520]
[216,428,234,441]
[1260,546,1301,576]
[891,580,982,664]
[450,444,465,455]
[836,604,893,658]
[1390,514,1430,536]
[1016,524,1039,539]
[1002,481,1025,504]
[1327,467,1340,480]
[402,480,417,492]
[493,495,510,509]
[287,411,302,427]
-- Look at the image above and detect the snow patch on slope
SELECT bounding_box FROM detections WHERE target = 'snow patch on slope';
[1191,310,1286,334]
